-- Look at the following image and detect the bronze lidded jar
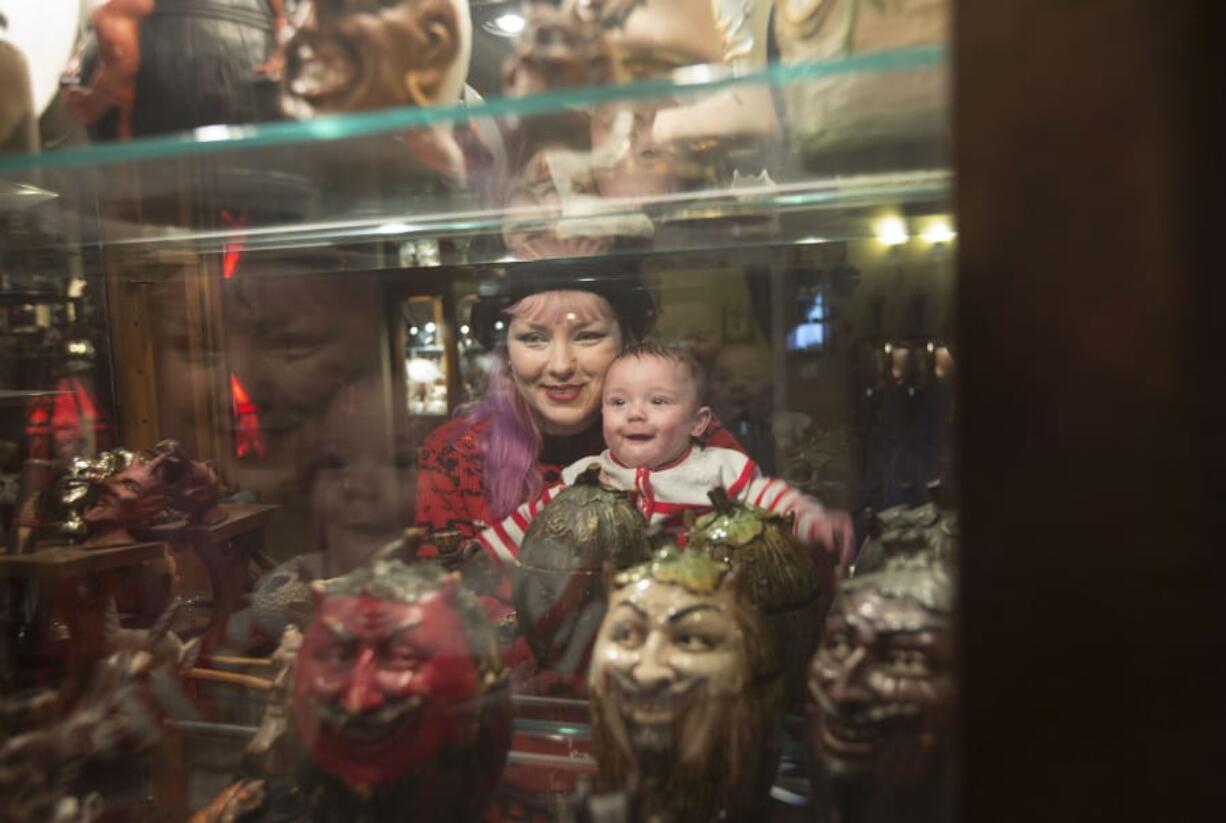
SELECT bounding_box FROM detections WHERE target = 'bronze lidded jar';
[686,487,829,705]
[588,546,784,823]
[512,465,653,683]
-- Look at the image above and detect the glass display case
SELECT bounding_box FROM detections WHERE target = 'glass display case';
[0,2,959,821]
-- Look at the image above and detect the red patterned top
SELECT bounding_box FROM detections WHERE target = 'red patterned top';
[415,414,743,540]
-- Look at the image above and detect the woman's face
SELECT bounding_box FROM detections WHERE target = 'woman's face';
[505,291,623,436]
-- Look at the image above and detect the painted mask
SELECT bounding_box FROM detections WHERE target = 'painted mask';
[282,0,472,117]
[808,554,954,786]
[589,546,782,822]
[292,561,506,789]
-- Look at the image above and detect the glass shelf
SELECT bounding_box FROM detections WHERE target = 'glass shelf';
[0,46,950,270]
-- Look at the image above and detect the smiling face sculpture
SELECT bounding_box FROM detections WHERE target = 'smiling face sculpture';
[281,0,471,117]
[807,553,954,804]
[291,560,508,804]
[588,547,783,823]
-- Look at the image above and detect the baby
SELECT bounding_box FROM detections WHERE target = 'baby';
[480,342,854,565]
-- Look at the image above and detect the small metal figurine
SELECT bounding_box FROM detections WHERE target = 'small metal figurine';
[195,560,511,822]
[589,546,783,823]
[686,487,829,705]
[75,448,174,547]
[58,440,227,547]
[807,552,955,823]
[513,466,653,683]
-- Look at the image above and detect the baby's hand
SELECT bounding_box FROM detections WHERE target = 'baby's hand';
[790,500,857,568]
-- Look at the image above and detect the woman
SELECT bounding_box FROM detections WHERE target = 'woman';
[415,261,744,548]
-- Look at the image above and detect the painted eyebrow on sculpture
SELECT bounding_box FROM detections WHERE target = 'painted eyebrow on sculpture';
[667,604,722,623]
[615,600,649,620]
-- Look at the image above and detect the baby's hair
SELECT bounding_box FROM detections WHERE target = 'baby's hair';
[611,341,708,404]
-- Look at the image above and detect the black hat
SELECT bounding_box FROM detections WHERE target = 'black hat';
[470,258,657,351]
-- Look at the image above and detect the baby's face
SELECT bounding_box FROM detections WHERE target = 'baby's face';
[602,356,710,469]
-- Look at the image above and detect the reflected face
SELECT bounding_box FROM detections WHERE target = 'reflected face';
[712,345,773,419]
[591,104,679,199]
[602,356,710,469]
[505,291,623,436]
[809,589,953,783]
[311,379,418,574]
[504,146,613,260]
[590,578,748,760]
[292,589,480,787]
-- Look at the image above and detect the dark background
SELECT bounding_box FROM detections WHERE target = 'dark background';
[956,1,1223,821]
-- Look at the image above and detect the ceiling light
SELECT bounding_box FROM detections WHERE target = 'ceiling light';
[483,13,525,37]
[921,221,956,245]
[875,216,909,246]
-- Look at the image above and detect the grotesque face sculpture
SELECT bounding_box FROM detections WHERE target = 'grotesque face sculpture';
[282,0,472,117]
[808,556,954,787]
[589,547,782,822]
[81,450,173,544]
[292,561,507,790]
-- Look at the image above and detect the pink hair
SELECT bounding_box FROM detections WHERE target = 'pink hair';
[461,291,619,520]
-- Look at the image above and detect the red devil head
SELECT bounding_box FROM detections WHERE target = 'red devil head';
[292,560,501,788]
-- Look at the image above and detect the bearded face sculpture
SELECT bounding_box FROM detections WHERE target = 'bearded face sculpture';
[282,0,472,117]
[807,554,954,821]
[291,560,509,812]
[589,547,783,823]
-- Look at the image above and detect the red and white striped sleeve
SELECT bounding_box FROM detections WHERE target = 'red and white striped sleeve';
[476,481,564,563]
[736,472,828,547]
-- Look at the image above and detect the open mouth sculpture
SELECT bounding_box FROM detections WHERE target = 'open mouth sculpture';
[806,526,955,795]
[280,0,472,118]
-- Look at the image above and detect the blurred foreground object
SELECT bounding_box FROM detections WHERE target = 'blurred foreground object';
[774,0,950,172]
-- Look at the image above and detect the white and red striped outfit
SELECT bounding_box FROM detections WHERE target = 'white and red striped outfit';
[478,445,827,564]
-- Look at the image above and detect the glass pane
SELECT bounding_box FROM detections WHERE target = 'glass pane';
[0,1,955,820]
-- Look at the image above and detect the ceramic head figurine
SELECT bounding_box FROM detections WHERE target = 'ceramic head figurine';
[284,559,509,820]
[282,0,471,117]
[807,552,955,823]
[589,546,783,823]
[513,465,653,681]
[686,487,829,705]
